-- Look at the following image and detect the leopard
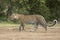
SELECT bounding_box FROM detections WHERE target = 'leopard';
[8,13,57,32]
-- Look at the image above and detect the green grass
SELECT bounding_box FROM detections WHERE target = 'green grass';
[0,22,19,27]
[0,22,33,27]
[0,21,60,27]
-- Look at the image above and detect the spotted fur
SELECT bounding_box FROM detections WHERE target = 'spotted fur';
[8,13,57,31]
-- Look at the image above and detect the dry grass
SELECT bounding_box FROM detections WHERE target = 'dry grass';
[0,23,60,40]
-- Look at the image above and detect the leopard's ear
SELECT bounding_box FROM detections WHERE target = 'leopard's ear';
[14,15,17,18]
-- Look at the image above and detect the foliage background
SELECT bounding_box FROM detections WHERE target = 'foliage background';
[0,0,60,23]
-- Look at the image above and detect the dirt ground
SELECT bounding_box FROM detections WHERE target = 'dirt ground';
[0,24,60,40]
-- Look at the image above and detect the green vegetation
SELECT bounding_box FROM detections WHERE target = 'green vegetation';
[0,0,60,23]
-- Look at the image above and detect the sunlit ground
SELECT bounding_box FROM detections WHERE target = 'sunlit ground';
[0,23,60,40]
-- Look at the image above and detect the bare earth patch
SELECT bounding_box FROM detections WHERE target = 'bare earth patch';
[0,24,60,40]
